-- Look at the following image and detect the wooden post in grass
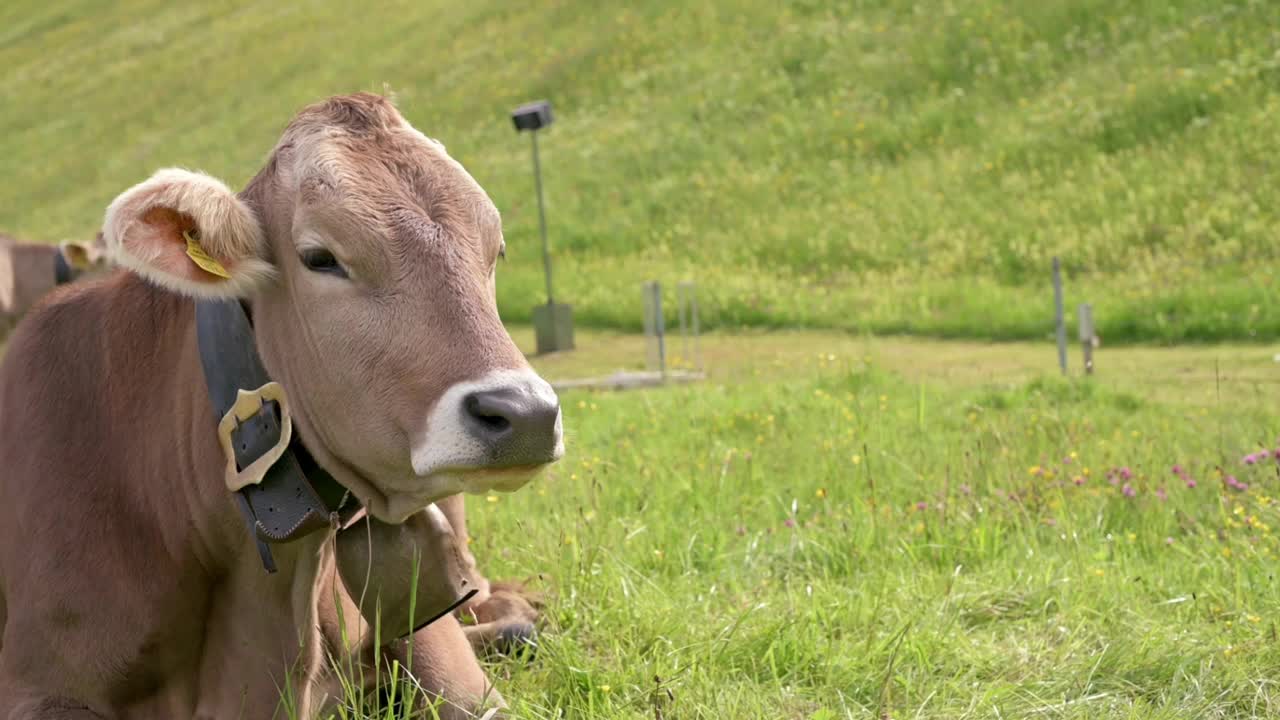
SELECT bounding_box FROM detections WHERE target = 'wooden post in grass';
[1078,303,1095,375]
[1053,257,1067,375]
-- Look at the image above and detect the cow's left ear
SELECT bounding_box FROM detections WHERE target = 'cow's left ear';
[59,237,106,271]
[103,168,273,298]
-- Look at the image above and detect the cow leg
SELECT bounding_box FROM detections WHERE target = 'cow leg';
[316,560,504,720]
[382,614,506,720]
[437,495,541,657]
[3,695,108,719]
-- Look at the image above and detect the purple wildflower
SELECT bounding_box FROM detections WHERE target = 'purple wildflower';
[915,501,928,511]
[1244,454,1258,466]
[783,518,796,528]
[1073,476,1086,486]
[1172,464,1184,477]
[1119,467,1133,480]
[1186,478,1197,489]
[1122,483,1136,498]
[1156,487,1168,501]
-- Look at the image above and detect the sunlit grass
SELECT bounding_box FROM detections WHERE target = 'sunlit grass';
[3,0,1280,342]
[449,335,1280,718]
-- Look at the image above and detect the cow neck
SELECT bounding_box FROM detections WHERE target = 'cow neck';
[194,298,360,573]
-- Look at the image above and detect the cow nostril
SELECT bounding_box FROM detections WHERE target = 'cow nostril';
[464,392,516,437]
[474,413,511,434]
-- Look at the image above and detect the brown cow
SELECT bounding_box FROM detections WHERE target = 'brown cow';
[0,93,563,718]
[0,233,109,339]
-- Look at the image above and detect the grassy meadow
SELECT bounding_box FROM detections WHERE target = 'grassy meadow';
[3,0,1280,342]
[4,0,1280,718]
[445,330,1280,718]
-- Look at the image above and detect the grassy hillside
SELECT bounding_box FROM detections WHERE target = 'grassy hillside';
[2,0,1280,343]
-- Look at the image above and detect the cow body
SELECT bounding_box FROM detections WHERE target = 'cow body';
[0,274,332,717]
[0,233,108,341]
[0,94,562,719]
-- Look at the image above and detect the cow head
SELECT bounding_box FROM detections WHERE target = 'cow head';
[58,232,112,280]
[101,93,563,522]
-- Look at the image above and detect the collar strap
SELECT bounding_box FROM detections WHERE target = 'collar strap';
[53,251,73,285]
[195,300,359,573]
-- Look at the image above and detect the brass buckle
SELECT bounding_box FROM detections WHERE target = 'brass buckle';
[216,381,293,492]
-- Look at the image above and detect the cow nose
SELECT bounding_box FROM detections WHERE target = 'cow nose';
[462,385,561,466]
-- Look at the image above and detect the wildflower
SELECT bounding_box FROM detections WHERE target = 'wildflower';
[783,518,796,528]
[1122,483,1136,498]
[1165,536,1175,545]
[486,495,499,503]
[816,487,828,499]
[1119,467,1133,480]
[1226,475,1248,491]
[915,501,928,511]
[1244,454,1258,466]
[1028,465,1042,476]
[1156,487,1168,501]
[851,454,862,465]
[959,484,972,495]
[600,685,612,693]
[1062,456,1073,465]
[1172,464,1184,477]
[1186,478,1197,489]
[1073,476,1085,486]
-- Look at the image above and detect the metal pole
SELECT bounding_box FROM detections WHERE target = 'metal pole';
[654,282,666,378]
[1078,303,1094,375]
[678,282,689,365]
[532,130,553,306]
[691,283,701,371]
[1053,257,1066,375]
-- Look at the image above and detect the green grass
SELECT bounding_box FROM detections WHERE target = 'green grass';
[3,0,1280,343]
[443,331,1280,718]
[6,2,1280,715]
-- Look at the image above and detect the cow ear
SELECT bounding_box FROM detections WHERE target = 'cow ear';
[103,168,273,298]
[59,240,98,271]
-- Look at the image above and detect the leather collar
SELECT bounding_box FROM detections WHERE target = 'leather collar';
[53,252,73,285]
[195,299,361,573]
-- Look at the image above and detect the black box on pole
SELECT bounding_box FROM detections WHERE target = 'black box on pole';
[512,101,553,132]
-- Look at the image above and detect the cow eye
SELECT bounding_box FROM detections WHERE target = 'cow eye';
[300,248,348,278]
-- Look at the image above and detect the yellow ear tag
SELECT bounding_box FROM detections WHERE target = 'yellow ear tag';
[184,229,230,279]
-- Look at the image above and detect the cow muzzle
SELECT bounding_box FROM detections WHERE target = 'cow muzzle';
[411,369,563,493]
